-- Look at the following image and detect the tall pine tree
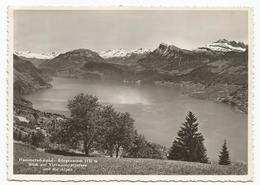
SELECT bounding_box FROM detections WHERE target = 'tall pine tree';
[218,140,231,165]
[168,111,208,163]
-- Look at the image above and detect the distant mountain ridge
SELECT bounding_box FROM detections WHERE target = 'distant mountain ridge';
[99,48,150,58]
[98,48,151,65]
[15,51,60,60]
[14,51,60,67]
[16,39,247,61]
[197,39,247,53]
[37,39,248,85]
[39,49,106,78]
[15,39,248,112]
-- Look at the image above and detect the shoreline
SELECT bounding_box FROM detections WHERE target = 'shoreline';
[154,80,248,114]
[22,76,248,115]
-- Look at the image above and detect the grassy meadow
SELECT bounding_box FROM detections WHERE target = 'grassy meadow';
[13,143,247,175]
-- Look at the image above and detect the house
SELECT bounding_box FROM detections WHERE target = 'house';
[16,116,29,124]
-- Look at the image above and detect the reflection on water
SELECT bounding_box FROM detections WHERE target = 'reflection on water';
[24,77,248,162]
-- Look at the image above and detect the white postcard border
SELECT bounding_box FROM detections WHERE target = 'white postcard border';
[7,6,254,181]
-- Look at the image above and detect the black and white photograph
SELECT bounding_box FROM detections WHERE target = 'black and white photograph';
[8,7,253,181]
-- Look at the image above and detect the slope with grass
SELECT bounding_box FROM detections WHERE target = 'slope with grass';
[14,143,247,175]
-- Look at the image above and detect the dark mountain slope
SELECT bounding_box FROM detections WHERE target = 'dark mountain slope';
[177,50,248,85]
[13,55,52,106]
[39,49,105,76]
[135,42,248,112]
[13,54,52,94]
[39,49,137,80]
[17,56,48,67]
[137,43,216,72]
[81,62,135,80]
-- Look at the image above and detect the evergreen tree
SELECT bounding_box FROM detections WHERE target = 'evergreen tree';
[218,140,231,165]
[168,111,208,163]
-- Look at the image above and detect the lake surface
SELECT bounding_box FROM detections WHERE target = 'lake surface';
[24,77,248,162]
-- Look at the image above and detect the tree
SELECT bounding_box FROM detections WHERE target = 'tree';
[218,140,231,165]
[18,130,22,141]
[100,105,135,157]
[114,112,135,157]
[98,105,118,157]
[13,129,22,141]
[127,131,167,159]
[168,111,208,163]
[47,119,73,151]
[49,93,139,157]
[30,130,45,147]
[54,93,103,156]
[127,130,147,158]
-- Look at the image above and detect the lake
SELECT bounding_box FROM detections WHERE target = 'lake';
[24,77,248,162]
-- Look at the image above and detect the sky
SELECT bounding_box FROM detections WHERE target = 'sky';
[13,9,248,53]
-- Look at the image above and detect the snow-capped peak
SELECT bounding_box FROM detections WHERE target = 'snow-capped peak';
[99,49,128,58]
[131,48,151,55]
[99,48,150,59]
[197,39,247,53]
[14,51,60,59]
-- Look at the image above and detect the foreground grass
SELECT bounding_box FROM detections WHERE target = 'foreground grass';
[14,143,247,175]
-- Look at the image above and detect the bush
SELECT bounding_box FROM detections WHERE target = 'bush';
[30,130,45,147]
[127,132,167,159]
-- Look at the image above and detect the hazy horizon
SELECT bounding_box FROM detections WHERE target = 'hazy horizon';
[14,10,248,53]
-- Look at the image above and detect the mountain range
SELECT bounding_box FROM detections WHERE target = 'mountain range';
[14,51,60,67]
[197,39,247,53]
[99,48,150,58]
[14,39,248,112]
[14,51,60,59]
